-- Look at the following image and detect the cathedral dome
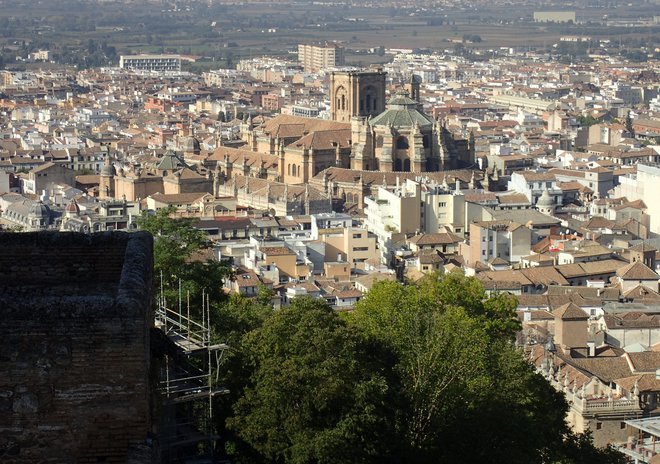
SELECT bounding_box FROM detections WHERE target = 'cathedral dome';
[369,92,434,129]
[29,201,50,218]
[65,200,80,215]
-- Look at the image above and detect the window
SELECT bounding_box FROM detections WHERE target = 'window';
[482,237,486,242]
[596,422,602,430]
[352,233,362,239]
[438,202,446,208]
[620,422,626,430]
[396,136,409,149]
[482,250,486,256]
[353,246,368,251]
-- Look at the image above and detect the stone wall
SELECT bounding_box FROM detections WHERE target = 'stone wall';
[0,231,154,463]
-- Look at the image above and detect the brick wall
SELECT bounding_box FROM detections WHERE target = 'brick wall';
[0,231,154,463]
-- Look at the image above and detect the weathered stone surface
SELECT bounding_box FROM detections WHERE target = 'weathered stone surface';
[0,231,154,464]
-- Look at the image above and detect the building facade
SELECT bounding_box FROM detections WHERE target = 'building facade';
[119,54,182,72]
[298,43,345,73]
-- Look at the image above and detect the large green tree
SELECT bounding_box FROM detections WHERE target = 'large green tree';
[227,297,398,464]
[221,273,624,464]
[347,273,622,464]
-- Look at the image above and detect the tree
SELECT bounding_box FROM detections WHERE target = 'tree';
[218,274,623,464]
[347,274,618,464]
[625,111,635,137]
[553,430,626,464]
[577,115,598,128]
[227,297,398,464]
[137,206,232,308]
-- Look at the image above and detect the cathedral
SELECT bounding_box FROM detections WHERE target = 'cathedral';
[235,69,473,185]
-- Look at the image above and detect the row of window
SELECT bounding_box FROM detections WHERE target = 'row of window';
[287,164,302,177]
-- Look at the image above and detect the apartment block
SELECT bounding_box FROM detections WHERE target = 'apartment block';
[119,54,182,72]
[298,43,345,72]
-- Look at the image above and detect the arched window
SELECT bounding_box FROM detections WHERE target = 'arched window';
[292,165,296,177]
[341,94,346,110]
[396,136,409,149]
[394,159,402,171]
[423,135,430,148]
[403,159,411,172]
[298,165,302,178]
[287,164,291,176]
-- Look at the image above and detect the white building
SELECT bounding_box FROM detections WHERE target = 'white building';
[508,171,563,206]
[119,54,182,72]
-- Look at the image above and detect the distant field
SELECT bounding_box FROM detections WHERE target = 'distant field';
[0,0,657,71]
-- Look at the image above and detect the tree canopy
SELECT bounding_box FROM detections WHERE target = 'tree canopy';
[137,206,232,308]
[218,273,625,464]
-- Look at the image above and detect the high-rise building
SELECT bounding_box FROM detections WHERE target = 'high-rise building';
[297,43,345,72]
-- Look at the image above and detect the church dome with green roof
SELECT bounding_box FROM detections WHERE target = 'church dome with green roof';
[369,92,434,129]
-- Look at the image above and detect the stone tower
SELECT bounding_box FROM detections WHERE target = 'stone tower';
[330,69,387,123]
[552,302,588,352]
[629,242,657,269]
[404,74,422,103]
[99,156,116,200]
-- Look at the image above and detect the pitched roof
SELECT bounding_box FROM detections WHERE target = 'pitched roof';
[552,302,589,320]
[408,232,462,246]
[616,261,659,280]
[287,129,352,151]
[630,242,657,253]
[259,114,350,136]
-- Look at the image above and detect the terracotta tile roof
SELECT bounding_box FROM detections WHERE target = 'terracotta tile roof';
[259,114,350,136]
[603,312,660,330]
[627,352,660,372]
[568,357,633,384]
[622,285,660,302]
[408,233,462,246]
[555,259,624,279]
[497,193,529,204]
[612,199,647,211]
[552,302,588,320]
[207,146,278,170]
[286,129,352,150]
[549,168,586,179]
[517,171,556,182]
[616,261,659,280]
[630,242,657,253]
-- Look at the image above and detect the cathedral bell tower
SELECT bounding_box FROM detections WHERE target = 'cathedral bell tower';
[330,69,387,123]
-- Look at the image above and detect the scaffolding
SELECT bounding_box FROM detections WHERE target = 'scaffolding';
[156,277,229,464]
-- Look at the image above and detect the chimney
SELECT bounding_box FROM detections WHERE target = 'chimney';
[586,341,596,357]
